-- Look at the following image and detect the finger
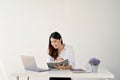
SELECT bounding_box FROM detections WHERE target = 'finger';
[61,63,65,67]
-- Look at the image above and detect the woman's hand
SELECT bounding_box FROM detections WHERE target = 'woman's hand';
[54,64,72,70]
[54,64,66,70]
[56,57,64,62]
[54,57,72,70]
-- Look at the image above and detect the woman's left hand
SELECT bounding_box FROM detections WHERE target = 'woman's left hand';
[54,64,66,70]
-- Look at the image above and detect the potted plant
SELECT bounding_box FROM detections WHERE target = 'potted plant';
[88,57,101,73]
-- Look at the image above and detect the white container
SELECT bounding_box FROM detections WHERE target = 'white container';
[91,65,98,73]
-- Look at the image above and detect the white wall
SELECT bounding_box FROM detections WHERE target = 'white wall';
[0,0,120,80]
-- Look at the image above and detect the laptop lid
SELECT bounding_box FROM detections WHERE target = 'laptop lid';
[21,55,40,71]
[20,55,49,72]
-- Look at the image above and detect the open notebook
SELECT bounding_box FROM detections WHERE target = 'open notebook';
[70,68,91,73]
[47,59,69,69]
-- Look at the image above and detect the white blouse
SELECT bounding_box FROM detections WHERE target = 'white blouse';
[47,44,75,67]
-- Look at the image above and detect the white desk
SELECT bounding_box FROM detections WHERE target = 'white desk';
[11,68,114,80]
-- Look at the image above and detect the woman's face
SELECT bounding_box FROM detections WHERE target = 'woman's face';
[50,38,61,49]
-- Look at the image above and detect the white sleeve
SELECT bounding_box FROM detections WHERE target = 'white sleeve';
[68,47,75,67]
[47,55,54,63]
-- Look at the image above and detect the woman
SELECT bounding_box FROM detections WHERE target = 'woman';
[47,32,75,70]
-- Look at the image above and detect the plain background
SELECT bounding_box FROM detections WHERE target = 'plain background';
[0,0,120,80]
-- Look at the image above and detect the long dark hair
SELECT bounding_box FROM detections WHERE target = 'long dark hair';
[48,32,63,60]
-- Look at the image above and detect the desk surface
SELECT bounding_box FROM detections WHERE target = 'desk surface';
[11,68,114,79]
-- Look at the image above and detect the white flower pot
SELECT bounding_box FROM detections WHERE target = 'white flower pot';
[91,65,98,73]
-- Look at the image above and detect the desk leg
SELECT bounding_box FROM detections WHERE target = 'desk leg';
[16,76,19,80]
[27,76,29,80]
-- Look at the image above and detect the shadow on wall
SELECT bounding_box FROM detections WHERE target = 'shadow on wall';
[0,59,9,80]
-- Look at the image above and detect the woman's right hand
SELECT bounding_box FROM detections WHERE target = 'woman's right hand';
[56,57,64,62]
[54,64,66,70]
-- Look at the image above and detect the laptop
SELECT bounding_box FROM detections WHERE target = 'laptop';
[20,55,50,72]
